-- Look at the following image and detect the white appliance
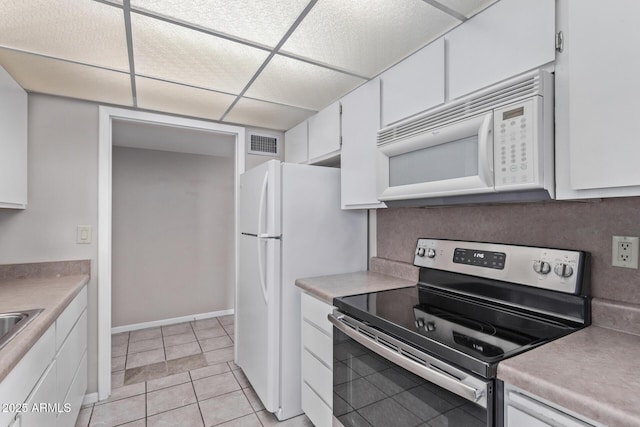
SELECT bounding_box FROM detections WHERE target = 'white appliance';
[236,159,367,420]
[377,69,554,206]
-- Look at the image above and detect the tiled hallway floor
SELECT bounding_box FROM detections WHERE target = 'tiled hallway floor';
[77,315,312,427]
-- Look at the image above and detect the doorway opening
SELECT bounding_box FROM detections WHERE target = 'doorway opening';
[98,107,245,400]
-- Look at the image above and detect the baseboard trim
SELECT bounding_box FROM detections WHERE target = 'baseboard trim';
[111,309,234,334]
[83,392,99,406]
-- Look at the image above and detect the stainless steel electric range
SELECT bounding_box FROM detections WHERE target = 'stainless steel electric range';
[329,239,590,427]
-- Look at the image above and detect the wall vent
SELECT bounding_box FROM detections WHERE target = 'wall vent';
[248,133,280,156]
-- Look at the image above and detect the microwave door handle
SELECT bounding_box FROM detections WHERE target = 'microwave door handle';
[477,113,494,187]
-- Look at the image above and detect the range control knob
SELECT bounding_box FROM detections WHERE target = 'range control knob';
[425,321,436,332]
[532,260,551,274]
[426,248,436,258]
[553,263,574,278]
[415,318,425,329]
[416,247,426,257]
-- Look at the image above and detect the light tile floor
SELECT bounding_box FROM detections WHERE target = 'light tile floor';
[77,315,312,427]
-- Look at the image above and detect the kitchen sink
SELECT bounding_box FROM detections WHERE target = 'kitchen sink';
[0,309,43,351]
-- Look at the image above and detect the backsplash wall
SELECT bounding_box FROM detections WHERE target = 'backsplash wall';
[377,197,640,305]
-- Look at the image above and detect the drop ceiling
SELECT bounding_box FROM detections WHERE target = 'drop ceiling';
[0,0,497,131]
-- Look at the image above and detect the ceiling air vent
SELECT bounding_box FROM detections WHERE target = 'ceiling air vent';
[249,133,280,157]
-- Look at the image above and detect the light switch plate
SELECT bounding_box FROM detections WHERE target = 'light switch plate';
[76,225,92,244]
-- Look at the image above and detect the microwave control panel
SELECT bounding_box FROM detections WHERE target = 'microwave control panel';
[493,98,539,189]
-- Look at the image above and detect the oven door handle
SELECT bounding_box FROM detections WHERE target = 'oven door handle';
[329,313,485,404]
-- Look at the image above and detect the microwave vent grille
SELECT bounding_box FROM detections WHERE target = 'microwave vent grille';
[378,71,545,146]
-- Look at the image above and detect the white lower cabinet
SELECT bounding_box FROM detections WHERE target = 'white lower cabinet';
[0,285,88,427]
[301,292,334,427]
[21,361,57,427]
[504,384,603,427]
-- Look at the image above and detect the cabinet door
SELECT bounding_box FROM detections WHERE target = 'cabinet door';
[301,293,334,427]
[284,120,308,164]
[21,361,57,427]
[555,0,640,199]
[0,65,27,209]
[341,79,386,209]
[447,0,556,100]
[381,38,445,126]
[308,102,340,162]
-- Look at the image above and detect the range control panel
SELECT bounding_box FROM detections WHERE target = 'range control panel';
[414,238,587,295]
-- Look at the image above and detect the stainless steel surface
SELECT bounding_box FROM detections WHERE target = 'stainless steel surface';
[0,309,43,351]
[414,238,584,294]
[329,312,488,408]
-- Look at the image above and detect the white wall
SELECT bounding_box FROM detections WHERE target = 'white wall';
[0,94,100,392]
[111,146,234,327]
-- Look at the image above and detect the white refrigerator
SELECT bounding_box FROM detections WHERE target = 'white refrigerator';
[236,160,367,420]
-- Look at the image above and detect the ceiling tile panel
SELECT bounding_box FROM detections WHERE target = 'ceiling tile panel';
[0,0,129,71]
[224,97,315,131]
[131,0,311,48]
[435,0,499,19]
[132,14,269,94]
[0,49,132,105]
[281,0,458,77]
[245,55,365,110]
[136,76,236,120]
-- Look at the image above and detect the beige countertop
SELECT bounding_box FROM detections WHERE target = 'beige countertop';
[295,270,416,305]
[0,274,89,383]
[498,325,640,427]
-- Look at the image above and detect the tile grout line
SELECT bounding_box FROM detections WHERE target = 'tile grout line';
[188,369,207,427]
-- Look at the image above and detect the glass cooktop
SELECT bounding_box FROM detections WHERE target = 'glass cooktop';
[333,283,583,378]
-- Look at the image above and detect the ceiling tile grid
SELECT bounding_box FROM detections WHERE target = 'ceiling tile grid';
[244,54,366,111]
[135,76,236,120]
[130,0,312,48]
[0,0,130,71]
[0,48,133,106]
[224,97,316,130]
[0,0,499,130]
[280,0,459,77]
[131,13,270,94]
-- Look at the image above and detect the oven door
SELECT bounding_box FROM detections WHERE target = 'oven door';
[330,312,494,427]
[377,112,494,202]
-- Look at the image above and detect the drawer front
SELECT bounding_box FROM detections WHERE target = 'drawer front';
[0,325,55,427]
[302,349,332,406]
[302,382,332,427]
[21,361,57,427]
[57,351,87,427]
[56,286,87,351]
[56,310,87,402]
[302,321,332,367]
[301,293,333,335]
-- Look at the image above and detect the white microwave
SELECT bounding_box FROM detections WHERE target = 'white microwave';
[377,70,554,206]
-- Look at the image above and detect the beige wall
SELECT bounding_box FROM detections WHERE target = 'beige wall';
[111,146,234,327]
[377,198,640,305]
[0,94,100,392]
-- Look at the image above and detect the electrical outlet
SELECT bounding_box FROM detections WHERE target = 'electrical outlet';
[612,236,639,269]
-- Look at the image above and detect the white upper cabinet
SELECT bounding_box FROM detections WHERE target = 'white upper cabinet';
[308,101,341,163]
[380,38,445,127]
[284,120,308,164]
[555,0,640,199]
[0,66,27,209]
[447,0,556,100]
[341,79,385,210]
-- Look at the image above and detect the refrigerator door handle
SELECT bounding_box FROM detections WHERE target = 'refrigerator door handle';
[257,171,268,239]
[257,237,269,304]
